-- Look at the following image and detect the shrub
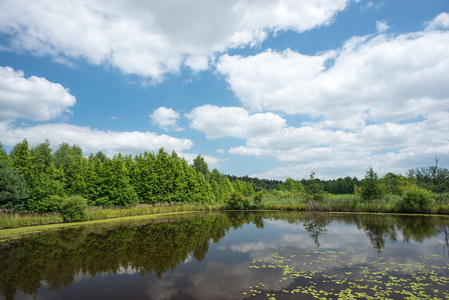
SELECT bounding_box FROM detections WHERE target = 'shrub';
[398,186,432,213]
[226,191,249,210]
[60,195,88,222]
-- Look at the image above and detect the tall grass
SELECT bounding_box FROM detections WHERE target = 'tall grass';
[258,193,448,214]
[0,212,63,229]
[0,202,225,229]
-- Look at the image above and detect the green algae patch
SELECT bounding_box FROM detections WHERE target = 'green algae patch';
[243,247,449,299]
[0,211,202,243]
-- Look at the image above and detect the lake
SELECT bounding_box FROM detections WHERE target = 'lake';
[1,211,449,300]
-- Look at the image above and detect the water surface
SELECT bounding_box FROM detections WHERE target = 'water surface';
[1,211,448,299]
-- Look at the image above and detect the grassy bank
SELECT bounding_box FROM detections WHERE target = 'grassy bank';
[2,193,449,231]
[0,211,209,243]
[0,202,225,230]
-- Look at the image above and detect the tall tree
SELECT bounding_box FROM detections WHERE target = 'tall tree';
[192,155,210,181]
[10,139,31,183]
[360,167,383,200]
[0,160,29,211]
[27,140,64,212]
[53,143,85,195]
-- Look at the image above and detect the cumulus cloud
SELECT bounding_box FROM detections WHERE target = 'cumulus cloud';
[236,113,449,179]
[0,123,193,155]
[185,105,286,139]
[216,22,449,129]
[150,107,183,132]
[213,14,449,179]
[0,66,76,123]
[0,0,349,81]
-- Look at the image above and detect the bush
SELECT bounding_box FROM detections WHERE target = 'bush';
[226,191,249,210]
[60,195,88,222]
[398,186,433,213]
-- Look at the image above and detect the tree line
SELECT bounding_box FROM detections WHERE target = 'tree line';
[0,139,255,213]
[1,139,448,214]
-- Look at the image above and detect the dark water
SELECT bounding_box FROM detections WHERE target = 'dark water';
[1,211,449,300]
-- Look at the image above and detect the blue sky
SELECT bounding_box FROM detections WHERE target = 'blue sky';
[1,0,449,180]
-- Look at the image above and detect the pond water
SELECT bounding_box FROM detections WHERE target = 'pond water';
[1,211,449,300]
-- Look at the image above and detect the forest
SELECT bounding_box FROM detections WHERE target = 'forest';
[1,139,449,220]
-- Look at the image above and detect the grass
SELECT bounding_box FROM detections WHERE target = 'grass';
[0,202,225,230]
[2,192,449,233]
[0,211,210,243]
[258,193,449,214]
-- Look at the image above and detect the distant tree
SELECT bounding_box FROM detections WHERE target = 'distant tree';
[281,178,304,194]
[360,167,383,200]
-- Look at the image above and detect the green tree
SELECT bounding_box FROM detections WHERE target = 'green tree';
[10,139,32,182]
[360,167,383,201]
[253,191,263,207]
[101,155,138,206]
[0,142,9,162]
[131,152,158,204]
[192,155,210,181]
[53,143,86,195]
[27,141,65,212]
[0,160,29,211]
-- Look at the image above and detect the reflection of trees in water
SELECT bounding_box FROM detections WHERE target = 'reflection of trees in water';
[1,211,448,299]
[0,213,233,300]
[303,212,332,247]
[440,225,449,257]
[362,217,397,253]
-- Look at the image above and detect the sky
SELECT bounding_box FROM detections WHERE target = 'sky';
[1,0,449,180]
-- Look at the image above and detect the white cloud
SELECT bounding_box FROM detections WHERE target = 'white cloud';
[150,107,183,132]
[236,113,449,179]
[216,23,449,129]
[0,66,76,123]
[425,12,449,31]
[185,105,286,139]
[214,16,449,179]
[0,0,350,81]
[376,20,389,33]
[0,123,193,155]
[184,55,210,72]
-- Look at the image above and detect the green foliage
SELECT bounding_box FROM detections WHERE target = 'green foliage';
[304,173,327,201]
[360,167,384,201]
[226,191,249,210]
[59,195,88,222]
[10,139,31,182]
[192,154,210,181]
[398,186,433,213]
[0,160,29,211]
[281,178,304,194]
[253,191,263,207]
